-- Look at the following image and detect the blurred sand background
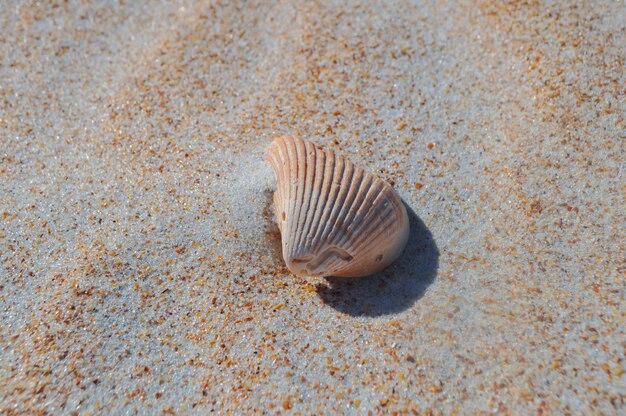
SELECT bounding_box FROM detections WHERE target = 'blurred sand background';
[0,0,624,414]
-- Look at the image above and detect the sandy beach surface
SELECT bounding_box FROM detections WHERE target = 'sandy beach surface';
[1,0,624,414]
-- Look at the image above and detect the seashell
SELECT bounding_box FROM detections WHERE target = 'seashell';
[266,135,410,277]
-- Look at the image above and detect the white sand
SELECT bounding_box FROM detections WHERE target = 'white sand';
[1,0,624,414]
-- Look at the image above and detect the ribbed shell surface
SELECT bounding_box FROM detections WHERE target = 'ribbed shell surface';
[266,135,410,277]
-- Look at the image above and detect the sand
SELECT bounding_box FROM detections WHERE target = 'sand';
[1,0,624,414]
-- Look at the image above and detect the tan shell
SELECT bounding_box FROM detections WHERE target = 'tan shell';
[266,135,410,277]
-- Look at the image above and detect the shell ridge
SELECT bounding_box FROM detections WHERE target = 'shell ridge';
[345,212,399,272]
[318,167,367,272]
[284,137,299,258]
[305,148,335,255]
[349,192,399,256]
[268,146,288,231]
[321,171,374,272]
[324,167,368,249]
[290,136,308,261]
[268,152,284,225]
[298,144,324,254]
[278,141,292,238]
[333,176,387,255]
[294,140,318,256]
[345,182,394,246]
[270,148,287,198]
[337,172,377,243]
[314,159,354,255]
[309,151,344,255]
[274,137,292,253]
[330,171,385,272]
[344,199,404,273]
